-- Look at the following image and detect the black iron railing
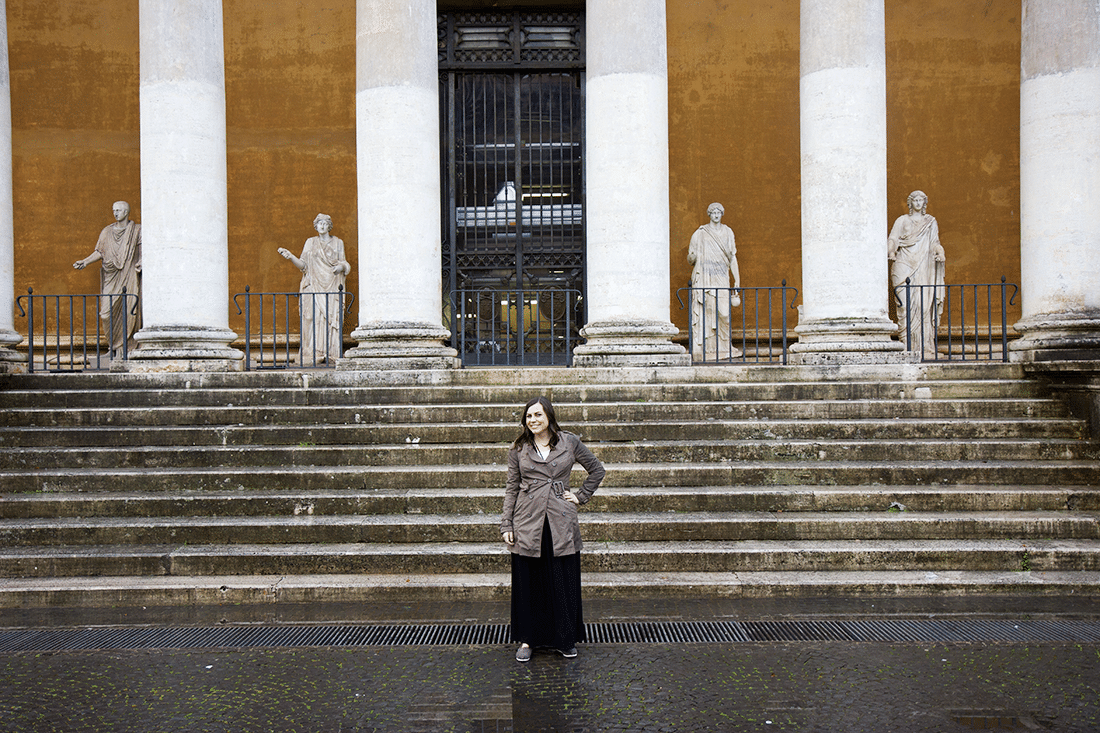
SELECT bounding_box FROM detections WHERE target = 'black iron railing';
[15,288,139,372]
[449,288,582,366]
[677,283,800,364]
[894,277,1019,362]
[233,287,354,370]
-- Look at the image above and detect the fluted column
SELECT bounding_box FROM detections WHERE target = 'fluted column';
[130,0,241,371]
[340,0,457,370]
[0,0,22,371]
[789,0,903,364]
[572,0,689,367]
[1011,0,1100,362]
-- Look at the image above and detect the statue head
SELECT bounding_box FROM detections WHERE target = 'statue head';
[907,190,928,215]
[707,202,724,221]
[313,213,333,233]
[112,201,131,222]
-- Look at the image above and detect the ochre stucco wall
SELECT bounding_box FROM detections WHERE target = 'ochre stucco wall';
[8,0,1021,342]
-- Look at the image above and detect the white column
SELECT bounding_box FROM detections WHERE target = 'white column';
[572,0,689,368]
[789,0,903,364]
[0,0,21,371]
[340,0,457,370]
[1011,0,1100,362]
[130,0,240,371]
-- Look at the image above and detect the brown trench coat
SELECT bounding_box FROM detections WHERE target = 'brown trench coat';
[500,431,605,558]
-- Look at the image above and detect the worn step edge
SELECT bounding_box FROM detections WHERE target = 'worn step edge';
[1,512,1097,549]
[4,441,1094,471]
[5,485,1097,518]
[0,379,1052,405]
[0,569,1096,608]
[0,399,1074,427]
[3,462,1097,494]
[0,421,1087,448]
[2,539,1097,577]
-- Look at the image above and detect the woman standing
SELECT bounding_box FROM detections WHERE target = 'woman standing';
[501,396,605,662]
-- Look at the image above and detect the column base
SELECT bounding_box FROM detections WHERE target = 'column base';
[788,317,909,365]
[126,326,244,372]
[1009,313,1100,363]
[572,320,690,368]
[339,322,459,371]
[0,330,25,373]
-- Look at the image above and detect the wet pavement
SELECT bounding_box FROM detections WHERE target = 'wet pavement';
[1,596,1099,733]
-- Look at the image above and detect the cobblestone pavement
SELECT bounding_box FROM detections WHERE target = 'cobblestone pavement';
[1,599,1098,732]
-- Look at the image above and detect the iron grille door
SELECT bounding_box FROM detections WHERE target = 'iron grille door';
[440,12,585,366]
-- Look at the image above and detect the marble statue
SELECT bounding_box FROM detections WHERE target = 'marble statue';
[278,213,351,364]
[687,202,741,360]
[72,201,142,356]
[888,190,946,358]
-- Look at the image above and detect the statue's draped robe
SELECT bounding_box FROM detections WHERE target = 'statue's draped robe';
[688,223,739,360]
[94,220,142,355]
[297,235,349,363]
[888,213,946,357]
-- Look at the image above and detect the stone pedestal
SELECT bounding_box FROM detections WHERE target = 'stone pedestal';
[340,0,457,371]
[0,2,23,373]
[129,0,241,371]
[1010,0,1100,363]
[572,0,688,368]
[788,0,903,365]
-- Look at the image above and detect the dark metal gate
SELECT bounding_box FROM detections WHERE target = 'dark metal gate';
[440,12,585,366]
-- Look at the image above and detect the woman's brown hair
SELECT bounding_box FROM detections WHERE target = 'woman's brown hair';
[512,395,562,450]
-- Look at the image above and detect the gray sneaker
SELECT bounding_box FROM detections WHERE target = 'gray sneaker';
[516,645,532,662]
[559,647,578,658]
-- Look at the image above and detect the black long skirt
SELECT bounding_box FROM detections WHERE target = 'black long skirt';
[510,517,586,650]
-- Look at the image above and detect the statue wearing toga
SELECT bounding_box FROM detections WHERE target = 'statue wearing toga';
[73,201,142,357]
[888,190,946,358]
[688,202,741,361]
[278,214,351,364]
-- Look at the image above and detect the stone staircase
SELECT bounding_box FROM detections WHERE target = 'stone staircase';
[0,363,1097,612]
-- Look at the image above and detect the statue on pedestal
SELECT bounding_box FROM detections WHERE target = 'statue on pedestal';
[278,213,351,364]
[73,201,142,356]
[688,202,741,360]
[888,190,946,358]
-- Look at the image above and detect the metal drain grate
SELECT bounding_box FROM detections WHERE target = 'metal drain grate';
[1,619,1098,653]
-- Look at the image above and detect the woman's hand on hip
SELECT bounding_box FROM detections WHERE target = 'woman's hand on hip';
[562,491,580,506]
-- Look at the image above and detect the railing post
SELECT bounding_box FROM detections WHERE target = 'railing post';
[1000,275,1009,362]
[120,287,129,362]
[942,284,952,362]
[25,287,34,373]
[338,285,346,361]
[566,290,574,367]
[781,280,789,365]
[903,278,913,351]
[92,294,101,369]
[686,287,694,361]
[243,286,252,371]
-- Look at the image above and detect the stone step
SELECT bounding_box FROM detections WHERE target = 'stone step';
[0,398,1074,427]
[1,568,1095,608]
[5,486,1096,519]
[0,416,1087,447]
[0,378,1054,409]
[4,461,1098,494]
[3,438,1094,470]
[0,361,1033,390]
[1,511,1096,549]
[1,538,1096,577]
